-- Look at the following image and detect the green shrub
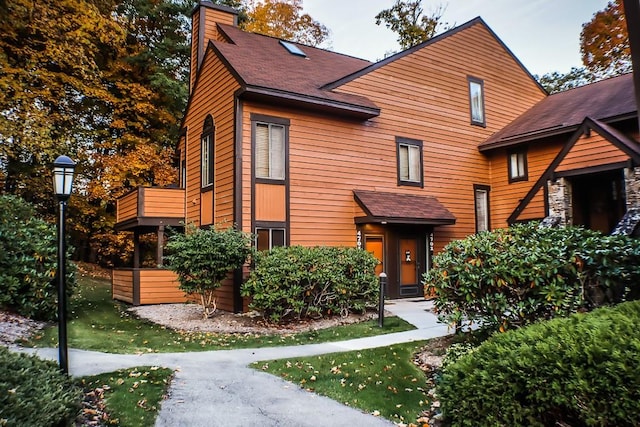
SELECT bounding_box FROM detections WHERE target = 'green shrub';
[0,347,80,425]
[241,246,379,323]
[0,195,76,321]
[164,224,252,318]
[423,223,640,333]
[438,300,640,427]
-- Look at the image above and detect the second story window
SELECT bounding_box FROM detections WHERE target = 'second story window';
[508,149,528,182]
[255,122,286,181]
[201,115,214,188]
[396,137,423,187]
[468,77,485,127]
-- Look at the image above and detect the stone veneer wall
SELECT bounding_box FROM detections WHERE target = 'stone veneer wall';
[624,166,640,210]
[546,177,572,226]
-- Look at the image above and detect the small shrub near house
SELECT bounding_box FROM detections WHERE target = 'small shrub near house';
[0,346,80,425]
[437,300,640,427]
[241,246,379,323]
[0,195,76,321]
[423,223,640,333]
[164,224,252,318]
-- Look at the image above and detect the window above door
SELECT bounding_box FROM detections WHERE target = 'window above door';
[396,137,423,188]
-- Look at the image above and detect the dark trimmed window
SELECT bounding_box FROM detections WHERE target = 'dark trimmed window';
[252,114,289,182]
[474,184,490,232]
[468,76,485,127]
[508,149,528,182]
[396,137,423,187]
[201,115,214,188]
[255,227,286,251]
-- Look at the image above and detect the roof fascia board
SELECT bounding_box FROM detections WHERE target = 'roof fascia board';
[239,85,381,119]
[179,41,246,131]
[479,112,640,153]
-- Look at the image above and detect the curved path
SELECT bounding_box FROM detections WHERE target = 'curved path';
[19,300,450,427]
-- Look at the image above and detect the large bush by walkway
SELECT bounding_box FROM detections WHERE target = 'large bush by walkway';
[0,195,76,321]
[438,300,640,426]
[242,246,379,322]
[0,346,80,425]
[423,223,640,332]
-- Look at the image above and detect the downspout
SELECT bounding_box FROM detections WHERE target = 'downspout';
[233,90,244,313]
[623,0,640,131]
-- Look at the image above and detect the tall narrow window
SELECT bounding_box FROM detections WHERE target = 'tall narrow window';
[255,228,286,251]
[508,149,528,182]
[255,122,286,180]
[468,77,485,127]
[201,116,214,188]
[396,137,423,187]
[474,185,490,232]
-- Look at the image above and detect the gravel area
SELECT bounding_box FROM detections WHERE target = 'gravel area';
[130,303,379,334]
[0,311,47,346]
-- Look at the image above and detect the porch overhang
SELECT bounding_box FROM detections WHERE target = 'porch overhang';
[353,190,456,226]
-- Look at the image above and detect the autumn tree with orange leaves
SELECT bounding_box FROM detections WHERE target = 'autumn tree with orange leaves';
[581,0,631,77]
[242,0,330,46]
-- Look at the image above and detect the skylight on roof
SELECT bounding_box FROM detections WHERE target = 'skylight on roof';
[279,40,306,57]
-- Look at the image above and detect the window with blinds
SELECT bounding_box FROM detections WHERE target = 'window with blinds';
[201,133,213,187]
[508,150,528,182]
[396,137,423,187]
[474,185,490,232]
[201,115,215,188]
[255,122,285,180]
[468,77,485,127]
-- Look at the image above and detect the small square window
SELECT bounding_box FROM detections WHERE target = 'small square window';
[508,150,528,182]
[256,228,286,251]
[468,77,485,127]
[396,137,423,187]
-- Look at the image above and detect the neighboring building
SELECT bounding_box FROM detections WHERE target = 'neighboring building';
[113,1,640,311]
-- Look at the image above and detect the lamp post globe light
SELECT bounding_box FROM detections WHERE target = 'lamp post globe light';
[53,155,76,374]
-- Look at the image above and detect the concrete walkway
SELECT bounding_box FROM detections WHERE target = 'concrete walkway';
[19,299,451,427]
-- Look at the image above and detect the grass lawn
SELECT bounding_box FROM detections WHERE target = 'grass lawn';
[24,276,414,354]
[253,341,434,426]
[77,366,173,426]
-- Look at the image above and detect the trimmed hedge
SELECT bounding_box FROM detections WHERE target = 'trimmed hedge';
[438,300,640,427]
[0,195,76,321]
[0,347,80,425]
[241,246,379,323]
[423,223,640,333]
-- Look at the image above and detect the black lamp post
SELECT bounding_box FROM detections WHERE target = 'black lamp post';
[52,155,76,374]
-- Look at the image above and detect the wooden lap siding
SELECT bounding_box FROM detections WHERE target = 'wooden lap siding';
[489,141,561,227]
[112,269,134,304]
[183,48,240,312]
[556,131,630,173]
[330,22,546,248]
[116,190,138,224]
[138,270,187,305]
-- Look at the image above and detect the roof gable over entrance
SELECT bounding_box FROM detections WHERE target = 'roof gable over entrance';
[509,117,640,224]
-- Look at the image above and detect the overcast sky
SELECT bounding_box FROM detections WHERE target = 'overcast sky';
[302,0,611,76]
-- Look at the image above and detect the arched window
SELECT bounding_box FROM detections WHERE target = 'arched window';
[201,115,214,188]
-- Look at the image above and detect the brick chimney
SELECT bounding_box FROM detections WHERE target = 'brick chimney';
[190,1,238,92]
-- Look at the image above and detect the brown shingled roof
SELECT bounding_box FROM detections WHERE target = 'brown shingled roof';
[480,73,637,152]
[354,190,456,225]
[209,24,380,118]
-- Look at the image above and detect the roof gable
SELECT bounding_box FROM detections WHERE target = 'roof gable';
[508,117,640,224]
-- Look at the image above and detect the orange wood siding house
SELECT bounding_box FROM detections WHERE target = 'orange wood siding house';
[112,1,640,311]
